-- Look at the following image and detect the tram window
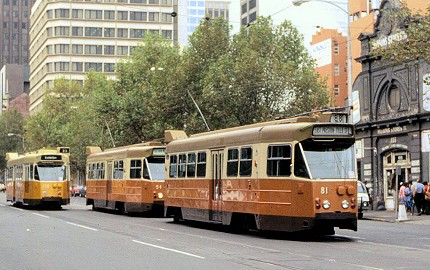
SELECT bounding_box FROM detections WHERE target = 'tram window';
[169,155,177,178]
[113,160,124,179]
[197,152,206,177]
[100,163,105,179]
[130,159,142,179]
[227,148,239,177]
[34,166,40,180]
[143,160,150,179]
[187,153,196,178]
[178,154,186,178]
[267,145,291,176]
[294,145,310,178]
[240,147,252,176]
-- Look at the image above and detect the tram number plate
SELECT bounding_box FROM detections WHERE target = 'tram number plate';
[313,125,352,136]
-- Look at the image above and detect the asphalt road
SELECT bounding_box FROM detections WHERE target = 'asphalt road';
[0,193,428,270]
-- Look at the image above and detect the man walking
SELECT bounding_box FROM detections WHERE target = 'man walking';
[413,179,425,215]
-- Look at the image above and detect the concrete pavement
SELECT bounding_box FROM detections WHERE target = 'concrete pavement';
[362,209,430,225]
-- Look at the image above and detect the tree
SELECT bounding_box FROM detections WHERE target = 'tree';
[198,17,330,129]
[370,3,430,64]
[0,110,25,176]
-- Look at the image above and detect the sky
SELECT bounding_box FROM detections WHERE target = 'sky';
[228,0,349,48]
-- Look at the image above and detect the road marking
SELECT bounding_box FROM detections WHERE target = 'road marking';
[32,213,50,219]
[11,207,24,211]
[132,239,205,259]
[335,234,365,240]
[67,222,98,231]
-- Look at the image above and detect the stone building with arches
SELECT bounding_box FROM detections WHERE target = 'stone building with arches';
[353,0,430,210]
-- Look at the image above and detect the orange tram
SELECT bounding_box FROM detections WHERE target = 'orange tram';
[5,147,71,208]
[164,112,358,235]
[85,142,166,214]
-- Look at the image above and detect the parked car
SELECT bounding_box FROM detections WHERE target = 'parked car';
[357,180,370,219]
[78,186,86,197]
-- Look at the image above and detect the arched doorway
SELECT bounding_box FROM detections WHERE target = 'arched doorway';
[382,150,411,210]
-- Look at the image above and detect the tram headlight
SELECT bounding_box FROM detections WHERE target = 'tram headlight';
[322,200,331,209]
[341,200,349,209]
[158,192,163,199]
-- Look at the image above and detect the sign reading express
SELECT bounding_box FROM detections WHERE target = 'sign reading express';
[313,125,352,136]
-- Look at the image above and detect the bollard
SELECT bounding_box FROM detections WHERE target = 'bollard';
[397,204,408,221]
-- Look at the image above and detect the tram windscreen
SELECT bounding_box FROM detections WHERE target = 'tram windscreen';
[298,141,356,179]
[35,164,66,181]
[144,157,165,181]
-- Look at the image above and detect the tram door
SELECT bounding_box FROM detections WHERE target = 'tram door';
[210,150,223,222]
[106,161,113,207]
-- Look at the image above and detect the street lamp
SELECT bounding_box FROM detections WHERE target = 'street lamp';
[7,133,25,152]
[292,0,353,121]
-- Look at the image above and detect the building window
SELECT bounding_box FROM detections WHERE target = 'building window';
[249,0,256,10]
[55,26,69,36]
[334,43,339,55]
[117,28,128,38]
[334,64,339,76]
[55,44,69,54]
[55,9,70,18]
[130,29,144,38]
[85,10,102,20]
[104,28,115,37]
[161,13,172,23]
[85,62,102,72]
[72,9,83,19]
[85,27,102,37]
[104,63,115,72]
[130,11,146,21]
[117,46,128,55]
[117,11,128,20]
[241,3,247,14]
[162,30,172,39]
[72,62,83,71]
[149,12,159,22]
[104,45,115,55]
[249,12,257,23]
[85,45,102,55]
[334,84,339,96]
[104,10,115,20]
[72,44,83,54]
[72,27,83,36]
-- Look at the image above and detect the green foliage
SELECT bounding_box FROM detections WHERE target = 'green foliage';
[0,110,25,175]
[371,3,430,64]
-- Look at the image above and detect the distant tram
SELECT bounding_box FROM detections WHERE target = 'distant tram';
[85,142,166,214]
[164,112,357,234]
[5,147,71,208]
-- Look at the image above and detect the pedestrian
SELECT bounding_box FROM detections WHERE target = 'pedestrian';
[425,181,430,215]
[398,182,406,205]
[405,182,414,214]
[413,179,425,215]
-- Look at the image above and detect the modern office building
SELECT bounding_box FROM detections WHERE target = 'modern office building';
[29,0,175,113]
[177,0,230,47]
[310,29,348,108]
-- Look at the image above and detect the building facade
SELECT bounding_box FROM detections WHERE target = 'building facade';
[240,0,257,27]
[310,29,348,108]
[354,0,430,210]
[0,64,29,114]
[0,0,34,68]
[29,0,176,113]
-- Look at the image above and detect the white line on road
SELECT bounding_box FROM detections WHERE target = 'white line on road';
[335,234,365,240]
[67,222,98,231]
[32,213,50,219]
[132,239,205,259]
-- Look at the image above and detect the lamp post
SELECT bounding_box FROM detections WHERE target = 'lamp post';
[7,133,25,152]
[292,0,353,120]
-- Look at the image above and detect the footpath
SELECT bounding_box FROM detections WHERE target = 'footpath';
[363,209,430,225]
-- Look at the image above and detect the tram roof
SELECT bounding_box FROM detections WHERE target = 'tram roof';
[86,142,165,161]
[166,116,333,153]
[6,148,70,164]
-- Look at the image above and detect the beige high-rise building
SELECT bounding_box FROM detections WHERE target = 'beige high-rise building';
[29,0,176,113]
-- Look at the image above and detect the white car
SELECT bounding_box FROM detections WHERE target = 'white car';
[357,181,370,219]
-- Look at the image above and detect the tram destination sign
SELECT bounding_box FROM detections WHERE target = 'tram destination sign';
[41,155,62,161]
[313,125,352,136]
